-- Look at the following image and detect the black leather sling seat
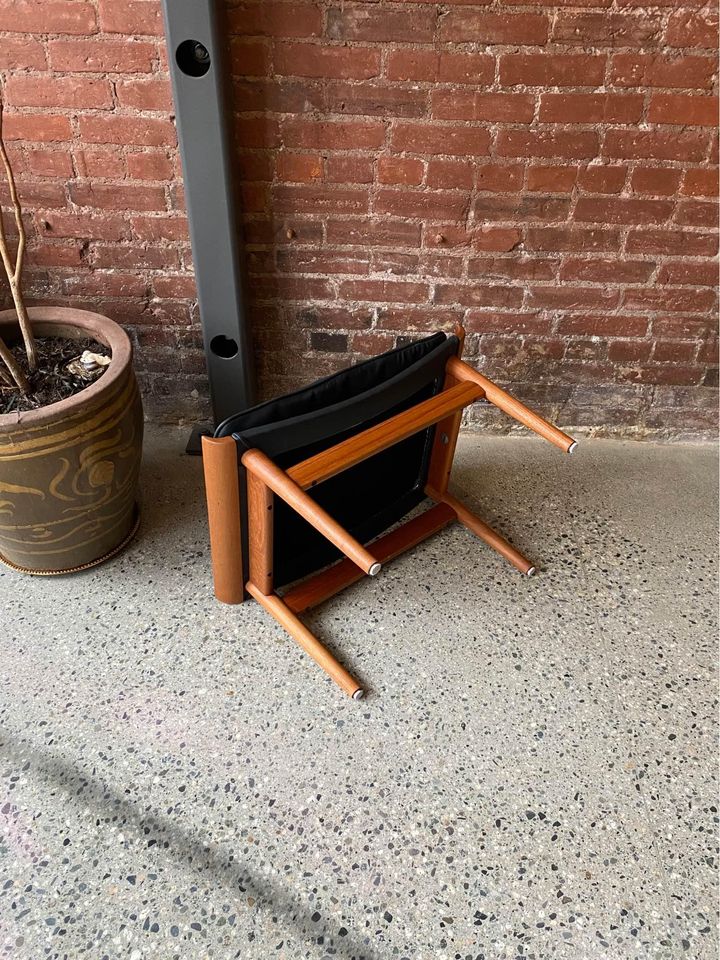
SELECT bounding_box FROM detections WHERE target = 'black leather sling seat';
[215,331,459,587]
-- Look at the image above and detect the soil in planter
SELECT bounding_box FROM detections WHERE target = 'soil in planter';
[0,336,111,415]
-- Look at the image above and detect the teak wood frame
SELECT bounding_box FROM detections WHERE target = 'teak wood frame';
[202,328,577,699]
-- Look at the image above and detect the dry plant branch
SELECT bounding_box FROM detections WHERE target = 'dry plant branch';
[0,89,36,378]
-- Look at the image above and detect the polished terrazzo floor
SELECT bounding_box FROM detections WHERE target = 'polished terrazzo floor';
[1,427,717,960]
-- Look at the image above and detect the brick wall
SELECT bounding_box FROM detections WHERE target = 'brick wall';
[1,0,717,438]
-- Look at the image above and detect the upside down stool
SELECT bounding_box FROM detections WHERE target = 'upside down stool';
[201,326,577,699]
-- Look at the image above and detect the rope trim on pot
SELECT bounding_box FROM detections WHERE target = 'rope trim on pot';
[0,505,140,576]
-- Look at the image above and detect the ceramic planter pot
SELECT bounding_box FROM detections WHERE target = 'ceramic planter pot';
[0,306,143,574]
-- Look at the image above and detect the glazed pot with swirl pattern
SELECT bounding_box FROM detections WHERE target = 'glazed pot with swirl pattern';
[0,306,143,574]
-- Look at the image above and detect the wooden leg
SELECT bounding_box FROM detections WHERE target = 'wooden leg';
[446,355,578,455]
[283,502,456,614]
[427,324,466,495]
[246,582,364,699]
[242,448,382,577]
[247,471,274,595]
[201,435,245,603]
[427,486,536,577]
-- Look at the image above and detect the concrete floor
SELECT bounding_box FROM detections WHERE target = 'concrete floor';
[0,427,717,960]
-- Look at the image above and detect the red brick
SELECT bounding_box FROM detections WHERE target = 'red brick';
[582,167,630,197]
[473,195,570,222]
[325,156,374,184]
[391,124,490,158]
[74,148,125,179]
[326,218,420,247]
[99,0,162,34]
[327,5,435,42]
[352,332,396,356]
[527,166,577,192]
[559,258,655,283]
[39,211,132,241]
[626,229,717,256]
[0,0,96,34]
[131,216,189,241]
[126,152,174,181]
[249,275,334,301]
[234,117,280,149]
[653,341,696,363]
[552,12,661,46]
[70,183,166,212]
[575,196,674,225]
[229,40,269,77]
[608,340,652,362]
[480,336,565,362]
[698,339,719,364]
[339,279,429,303]
[116,78,173,111]
[665,10,719,49]
[326,82,426,118]
[386,50,494,85]
[432,91,534,123]
[273,184,368,213]
[227,2,321,37]
[281,118,384,150]
[3,114,72,142]
[236,152,274,182]
[539,93,643,123]
[4,75,112,110]
[648,94,718,126]
[24,149,74,178]
[630,168,682,196]
[2,38,47,70]
[503,0,611,6]
[274,43,379,79]
[604,130,710,162]
[31,243,85,267]
[653,316,714,338]
[500,53,606,87]
[464,311,551,335]
[496,130,599,161]
[439,11,549,44]
[277,249,369,275]
[0,180,66,207]
[291,306,373,330]
[624,288,716,313]
[276,152,323,182]
[675,199,717,227]
[619,366,704,387]
[468,257,557,281]
[681,170,719,197]
[525,227,620,252]
[434,284,524,309]
[79,115,176,146]
[92,244,180,270]
[557,314,648,337]
[152,275,198,298]
[378,158,424,186]
[476,164,524,193]
[468,227,523,252]
[375,189,469,221]
[59,271,148,298]
[419,253,461,279]
[526,287,621,310]
[610,54,716,89]
[49,39,156,72]
[657,261,717,286]
[438,53,496,85]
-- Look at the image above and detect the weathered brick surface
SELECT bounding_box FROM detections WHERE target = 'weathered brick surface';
[0,0,717,435]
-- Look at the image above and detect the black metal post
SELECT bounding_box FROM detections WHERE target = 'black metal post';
[161,0,255,434]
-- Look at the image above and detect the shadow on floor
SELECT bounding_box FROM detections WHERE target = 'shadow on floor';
[0,731,381,960]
